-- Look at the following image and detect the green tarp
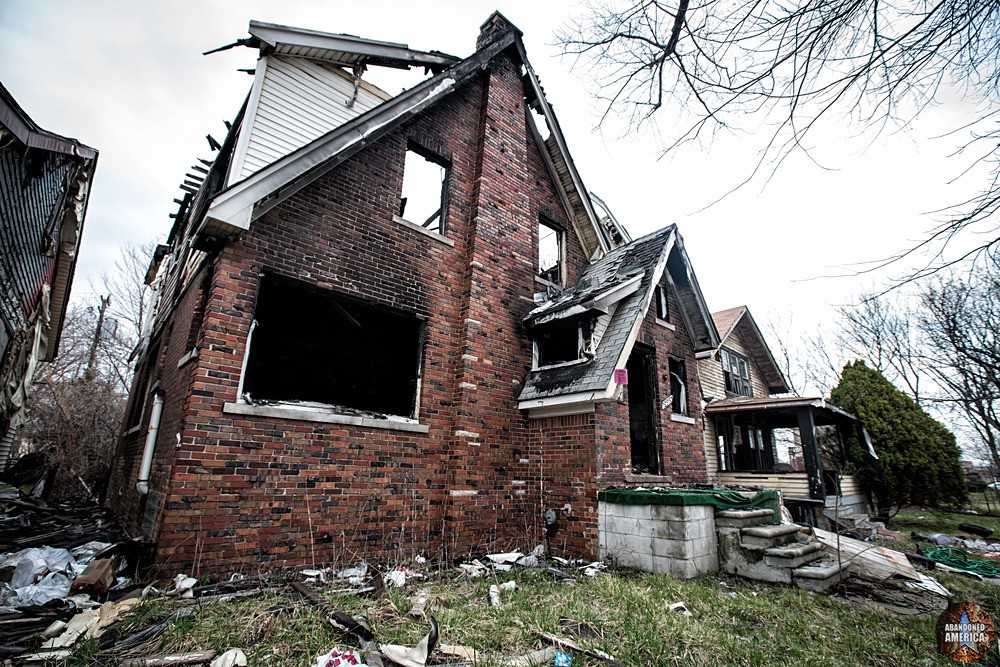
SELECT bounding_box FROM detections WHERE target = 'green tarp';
[598,487,781,524]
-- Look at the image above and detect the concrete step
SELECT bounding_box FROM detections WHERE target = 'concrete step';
[792,557,852,593]
[763,541,825,569]
[716,509,774,529]
[740,523,802,550]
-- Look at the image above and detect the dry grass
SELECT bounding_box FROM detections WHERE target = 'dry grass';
[57,563,984,667]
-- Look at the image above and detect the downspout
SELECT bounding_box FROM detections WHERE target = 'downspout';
[136,390,165,495]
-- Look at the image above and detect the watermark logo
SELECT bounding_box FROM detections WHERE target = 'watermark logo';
[937,602,996,663]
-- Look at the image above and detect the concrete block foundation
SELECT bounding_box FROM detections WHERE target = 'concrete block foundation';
[598,501,718,578]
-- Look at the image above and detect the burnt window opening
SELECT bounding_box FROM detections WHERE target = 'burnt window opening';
[538,218,563,284]
[654,283,669,321]
[242,277,423,417]
[399,145,448,234]
[721,348,752,397]
[533,320,585,368]
[668,357,688,416]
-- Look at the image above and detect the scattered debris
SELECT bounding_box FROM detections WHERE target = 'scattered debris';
[378,616,437,667]
[553,650,573,666]
[407,590,430,618]
[313,647,368,667]
[498,646,558,667]
[122,650,218,666]
[667,601,693,617]
[537,631,623,666]
[210,648,248,667]
[488,584,502,607]
[958,523,994,538]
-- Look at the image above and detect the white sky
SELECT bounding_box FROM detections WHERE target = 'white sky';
[0,0,991,390]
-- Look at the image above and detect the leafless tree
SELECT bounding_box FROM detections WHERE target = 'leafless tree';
[919,255,1000,471]
[837,291,925,404]
[764,313,844,398]
[13,242,154,501]
[558,0,1000,276]
[92,241,155,392]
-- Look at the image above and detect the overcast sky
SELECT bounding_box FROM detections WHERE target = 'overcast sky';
[1,0,991,390]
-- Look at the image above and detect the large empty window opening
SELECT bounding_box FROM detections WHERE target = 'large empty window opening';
[538,218,563,284]
[533,320,584,368]
[400,145,448,234]
[242,277,423,418]
[669,357,688,416]
[721,348,752,397]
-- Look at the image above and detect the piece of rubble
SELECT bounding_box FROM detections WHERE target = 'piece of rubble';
[211,648,248,667]
[379,616,438,667]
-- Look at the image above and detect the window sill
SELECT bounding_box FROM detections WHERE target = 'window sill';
[654,318,675,331]
[177,348,199,369]
[223,402,430,433]
[624,473,674,485]
[533,357,588,372]
[669,413,697,425]
[124,425,142,436]
[392,215,454,247]
[535,275,562,289]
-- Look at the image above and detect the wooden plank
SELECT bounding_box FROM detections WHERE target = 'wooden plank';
[813,528,918,581]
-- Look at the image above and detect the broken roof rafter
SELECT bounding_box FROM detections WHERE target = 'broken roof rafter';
[248,21,460,72]
[200,20,614,256]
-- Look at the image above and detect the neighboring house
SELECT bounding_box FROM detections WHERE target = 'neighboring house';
[698,305,868,522]
[0,82,97,466]
[106,14,723,570]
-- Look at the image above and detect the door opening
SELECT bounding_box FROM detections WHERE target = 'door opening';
[627,346,660,474]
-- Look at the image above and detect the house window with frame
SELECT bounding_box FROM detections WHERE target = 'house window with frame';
[654,283,669,321]
[399,144,449,234]
[721,348,752,397]
[538,218,563,284]
[668,357,688,415]
[533,320,585,368]
[241,276,423,418]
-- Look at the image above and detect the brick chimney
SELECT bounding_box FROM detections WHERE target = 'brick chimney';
[477,11,521,50]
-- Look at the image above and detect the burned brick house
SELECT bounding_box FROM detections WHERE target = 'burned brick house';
[107,14,724,570]
[0,82,97,465]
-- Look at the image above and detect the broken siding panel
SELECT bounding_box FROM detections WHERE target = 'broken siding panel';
[239,56,387,179]
[718,471,811,497]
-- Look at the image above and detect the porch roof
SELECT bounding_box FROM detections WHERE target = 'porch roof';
[704,395,858,426]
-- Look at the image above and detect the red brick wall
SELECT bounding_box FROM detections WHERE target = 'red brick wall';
[137,52,589,572]
[107,261,213,539]
[529,413,599,559]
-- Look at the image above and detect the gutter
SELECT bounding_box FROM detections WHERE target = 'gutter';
[136,390,165,495]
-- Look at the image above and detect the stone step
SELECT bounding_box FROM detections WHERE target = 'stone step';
[715,509,775,529]
[792,557,852,593]
[763,541,825,569]
[740,523,802,550]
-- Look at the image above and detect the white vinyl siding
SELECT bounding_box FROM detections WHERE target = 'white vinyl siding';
[234,56,388,181]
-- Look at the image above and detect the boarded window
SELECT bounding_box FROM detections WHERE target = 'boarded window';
[538,219,563,283]
[721,348,752,397]
[400,146,448,233]
[242,277,422,417]
[669,357,688,415]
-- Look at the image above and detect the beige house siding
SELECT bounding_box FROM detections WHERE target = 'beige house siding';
[718,471,862,502]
